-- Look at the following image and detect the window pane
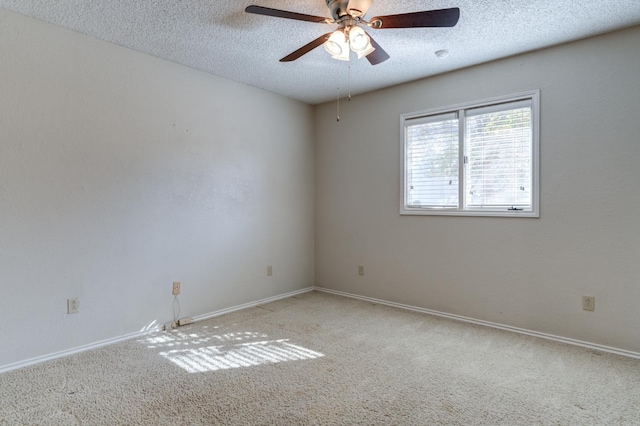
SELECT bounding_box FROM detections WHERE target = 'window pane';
[465,105,532,208]
[406,115,459,207]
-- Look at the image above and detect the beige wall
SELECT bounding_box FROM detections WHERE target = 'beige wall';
[0,9,314,367]
[315,26,640,352]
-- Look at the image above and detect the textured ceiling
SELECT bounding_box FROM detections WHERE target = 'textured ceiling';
[1,0,640,104]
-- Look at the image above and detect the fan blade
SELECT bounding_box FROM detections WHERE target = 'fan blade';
[365,35,390,65]
[369,8,460,29]
[245,5,330,23]
[280,33,332,62]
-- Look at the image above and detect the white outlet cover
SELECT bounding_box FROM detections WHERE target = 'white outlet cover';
[67,298,79,314]
[582,296,595,311]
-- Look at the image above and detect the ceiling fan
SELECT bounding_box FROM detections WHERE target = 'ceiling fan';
[245,0,460,65]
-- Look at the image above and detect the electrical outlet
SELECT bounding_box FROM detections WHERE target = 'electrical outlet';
[358,265,364,276]
[582,295,595,311]
[267,266,273,277]
[172,281,181,295]
[67,298,79,314]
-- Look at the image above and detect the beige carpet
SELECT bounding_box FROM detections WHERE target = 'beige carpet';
[1,291,639,425]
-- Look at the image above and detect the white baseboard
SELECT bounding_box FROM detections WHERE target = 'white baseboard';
[0,286,315,374]
[0,329,162,375]
[192,287,315,322]
[314,286,640,360]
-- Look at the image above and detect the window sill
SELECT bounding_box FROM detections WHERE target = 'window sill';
[400,207,539,218]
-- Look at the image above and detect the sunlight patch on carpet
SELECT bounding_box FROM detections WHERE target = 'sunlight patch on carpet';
[141,330,324,373]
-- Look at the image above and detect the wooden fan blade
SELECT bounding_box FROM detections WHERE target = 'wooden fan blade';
[369,8,460,29]
[365,35,390,65]
[245,5,330,23]
[280,33,332,62]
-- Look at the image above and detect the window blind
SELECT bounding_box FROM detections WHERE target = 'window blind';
[406,112,459,207]
[464,102,532,209]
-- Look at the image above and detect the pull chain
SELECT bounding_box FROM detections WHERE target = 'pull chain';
[348,62,351,102]
[336,61,353,122]
[336,85,340,122]
[336,58,341,122]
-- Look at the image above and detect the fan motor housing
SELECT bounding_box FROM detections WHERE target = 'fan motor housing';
[326,0,350,20]
[326,0,373,20]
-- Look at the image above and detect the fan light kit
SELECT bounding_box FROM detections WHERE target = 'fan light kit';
[324,26,375,61]
[246,0,460,65]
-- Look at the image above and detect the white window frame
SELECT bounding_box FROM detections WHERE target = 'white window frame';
[400,90,540,218]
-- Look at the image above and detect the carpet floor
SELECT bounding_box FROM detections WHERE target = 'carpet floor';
[1,291,639,425]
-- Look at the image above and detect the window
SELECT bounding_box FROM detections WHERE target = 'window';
[401,91,539,217]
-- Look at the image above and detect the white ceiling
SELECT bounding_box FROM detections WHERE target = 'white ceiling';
[2,0,640,104]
